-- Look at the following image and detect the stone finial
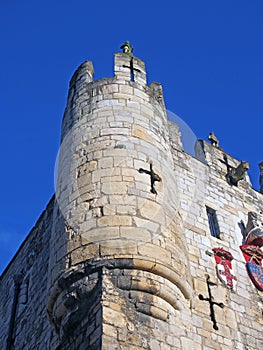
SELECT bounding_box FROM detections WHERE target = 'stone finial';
[226,160,250,186]
[259,162,263,193]
[208,132,219,147]
[120,41,133,56]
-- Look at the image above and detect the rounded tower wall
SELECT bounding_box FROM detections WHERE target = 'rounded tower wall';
[47,53,192,340]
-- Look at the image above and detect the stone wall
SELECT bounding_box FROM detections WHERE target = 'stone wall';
[0,51,263,349]
[172,139,263,349]
[0,197,55,349]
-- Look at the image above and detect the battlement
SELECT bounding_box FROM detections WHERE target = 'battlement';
[114,52,147,85]
[195,139,251,186]
[194,138,263,197]
[62,52,167,145]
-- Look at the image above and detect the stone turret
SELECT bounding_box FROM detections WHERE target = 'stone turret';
[46,49,192,348]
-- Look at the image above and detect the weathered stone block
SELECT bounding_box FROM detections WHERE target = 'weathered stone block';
[82,227,120,243]
[120,227,151,242]
[138,243,171,265]
[102,306,126,328]
[101,182,128,195]
[98,215,132,227]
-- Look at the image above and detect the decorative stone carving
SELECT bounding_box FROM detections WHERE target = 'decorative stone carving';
[208,132,219,147]
[226,160,250,186]
[47,258,192,338]
[47,268,102,339]
[120,41,133,56]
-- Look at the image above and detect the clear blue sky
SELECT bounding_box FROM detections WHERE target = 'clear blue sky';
[1,1,263,274]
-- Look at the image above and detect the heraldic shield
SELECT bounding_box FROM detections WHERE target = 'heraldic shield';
[240,245,263,291]
[212,248,237,290]
[240,211,263,291]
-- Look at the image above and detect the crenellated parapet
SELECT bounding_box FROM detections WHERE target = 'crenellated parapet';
[195,139,252,189]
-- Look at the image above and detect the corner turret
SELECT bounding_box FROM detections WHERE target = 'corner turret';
[47,45,192,348]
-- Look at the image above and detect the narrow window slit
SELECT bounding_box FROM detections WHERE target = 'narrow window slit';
[206,206,220,239]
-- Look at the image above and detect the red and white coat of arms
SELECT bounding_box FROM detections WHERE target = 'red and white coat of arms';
[212,248,237,290]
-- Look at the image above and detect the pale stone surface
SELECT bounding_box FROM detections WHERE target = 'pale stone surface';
[1,51,263,350]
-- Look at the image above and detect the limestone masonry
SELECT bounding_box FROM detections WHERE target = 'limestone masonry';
[1,48,263,350]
